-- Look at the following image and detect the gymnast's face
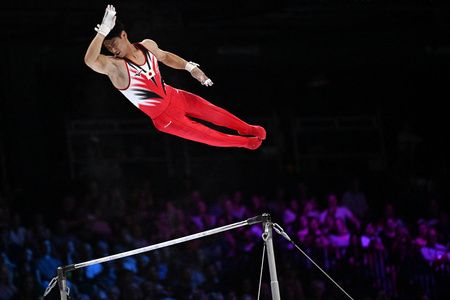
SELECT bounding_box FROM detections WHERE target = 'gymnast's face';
[104,31,127,58]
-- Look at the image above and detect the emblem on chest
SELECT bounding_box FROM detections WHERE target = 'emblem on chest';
[134,68,154,80]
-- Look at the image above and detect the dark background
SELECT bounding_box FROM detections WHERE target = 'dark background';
[1,0,450,215]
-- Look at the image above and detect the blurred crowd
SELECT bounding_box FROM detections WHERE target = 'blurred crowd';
[1,169,449,300]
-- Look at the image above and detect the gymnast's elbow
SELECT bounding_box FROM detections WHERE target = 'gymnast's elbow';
[84,55,96,69]
[84,56,103,74]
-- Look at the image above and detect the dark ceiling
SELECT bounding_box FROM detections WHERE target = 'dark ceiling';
[1,0,450,188]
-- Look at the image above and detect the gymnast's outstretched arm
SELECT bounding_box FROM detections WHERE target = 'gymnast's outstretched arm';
[141,39,214,87]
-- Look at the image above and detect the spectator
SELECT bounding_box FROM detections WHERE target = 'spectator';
[107,285,121,300]
[0,259,17,300]
[320,194,360,233]
[190,200,217,231]
[304,217,329,249]
[34,239,63,291]
[360,222,384,251]
[379,203,405,231]
[283,198,301,226]
[342,178,369,221]
[78,242,103,280]
[198,263,225,297]
[302,198,321,220]
[296,215,309,245]
[1,171,450,299]
[8,213,27,248]
[379,218,398,252]
[413,220,429,249]
[52,218,80,254]
[321,214,335,237]
[61,240,78,266]
[420,227,449,264]
[283,198,301,245]
[230,190,248,220]
[95,260,118,292]
[121,281,144,300]
[26,214,52,253]
[16,247,39,282]
[222,199,240,225]
[328,218,351,248]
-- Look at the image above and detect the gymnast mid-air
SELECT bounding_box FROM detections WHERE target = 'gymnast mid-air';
[85,5,266,150]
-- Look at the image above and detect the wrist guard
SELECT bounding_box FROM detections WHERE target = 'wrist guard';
[185,61,199,72]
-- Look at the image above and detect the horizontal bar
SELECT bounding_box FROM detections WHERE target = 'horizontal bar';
[68,215,266,271]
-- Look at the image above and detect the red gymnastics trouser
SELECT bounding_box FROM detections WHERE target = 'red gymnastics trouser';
[150,89,261,149]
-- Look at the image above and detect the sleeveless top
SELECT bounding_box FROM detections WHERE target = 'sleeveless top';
[118,43,171,119]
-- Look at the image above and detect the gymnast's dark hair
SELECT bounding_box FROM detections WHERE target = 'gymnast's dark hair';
[105,20,125,40]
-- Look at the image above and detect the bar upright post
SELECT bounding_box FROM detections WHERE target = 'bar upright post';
[57,266,68,300]
[262,215,281,300]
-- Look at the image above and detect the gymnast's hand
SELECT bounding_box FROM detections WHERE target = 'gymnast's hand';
[185,61,214,87]
[192,68,214,87]
[95,4,117,37]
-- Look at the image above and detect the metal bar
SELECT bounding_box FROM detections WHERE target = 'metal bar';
[70,217,261,270]
[56,215,266,299]
[57,266,68,300]
[263,221,281,300]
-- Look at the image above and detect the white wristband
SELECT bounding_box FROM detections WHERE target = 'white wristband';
[185,61,199,72]
[95,24,111,37]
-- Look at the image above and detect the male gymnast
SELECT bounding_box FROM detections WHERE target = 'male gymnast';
[85,5,266,150]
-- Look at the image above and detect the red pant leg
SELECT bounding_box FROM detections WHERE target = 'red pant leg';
[151,90,260,149]
[175,89,255,135]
